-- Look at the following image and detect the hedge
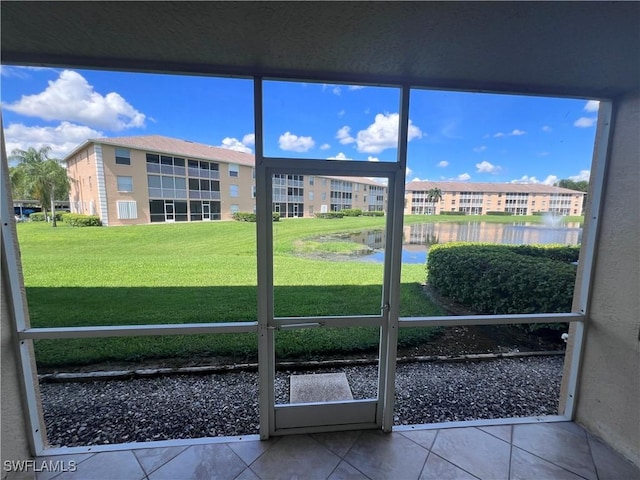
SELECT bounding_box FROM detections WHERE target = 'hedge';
[29,212,46,222]
[232,212,280,222]
[485,211,512,216]
[61,213,102,227]
[361,211,384,217]
[439,211,466,215]
[341,209,363,217]
[315,212,344,219]
[426,243,578,327]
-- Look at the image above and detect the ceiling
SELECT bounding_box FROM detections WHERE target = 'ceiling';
[1,2,639,99]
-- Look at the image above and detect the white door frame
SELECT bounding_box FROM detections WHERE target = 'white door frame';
[254,79,411,437]
[202,202,211,221]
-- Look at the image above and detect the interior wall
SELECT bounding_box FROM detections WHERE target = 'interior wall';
[575,91,640,466]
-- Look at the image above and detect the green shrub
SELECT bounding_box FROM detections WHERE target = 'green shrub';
[29,212,46,222]
[341,209,363,217]
[426,243,578,319]
[485,211,512,216]
[315,212,344,219]
[361,211,384,217]
[439,211,466,215]
[61,213,102,227]
[233,212,257,222]
[54,211,69,222]
[233,212,281,222]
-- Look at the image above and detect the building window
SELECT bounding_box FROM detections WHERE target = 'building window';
[309,176,315,186]
[115,148,131,165]
[230,204,239,214]
[230,184,239,197]
[117,176,133,192]
[252,185,256,198]
[229,164,239,177]
[309,191,314,201]
[322,192,327,201]
[117,201,137,219]
[252,168,256,179]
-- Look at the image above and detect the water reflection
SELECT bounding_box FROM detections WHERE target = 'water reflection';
[359,221,582,264]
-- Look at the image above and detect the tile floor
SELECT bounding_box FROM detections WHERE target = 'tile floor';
[27,422,639,480]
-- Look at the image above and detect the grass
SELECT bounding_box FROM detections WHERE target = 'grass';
[17,214,581,369]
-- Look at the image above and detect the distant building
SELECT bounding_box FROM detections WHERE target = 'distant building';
[64,135,387,226]
[405,180,585,216]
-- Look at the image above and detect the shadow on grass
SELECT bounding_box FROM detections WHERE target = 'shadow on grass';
[26,284,443,370]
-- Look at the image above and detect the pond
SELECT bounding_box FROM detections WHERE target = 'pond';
[322,221,583,264]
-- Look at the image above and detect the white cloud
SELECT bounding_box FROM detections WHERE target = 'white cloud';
[0,65,52,78]
[457,173,471,181]
[542,125,552,133]
[279,131,315,152]
[574,117,597,128]
[569,170,591,182]
[475,161,501,174]
[367,156,380,162]
[538,152,550,157]
[336,126,355,144]
[4,70,146,131]
[327,152,351,160]
[437,161,449,168]
[493,129,526,137]
[332,86,342,96]
[242,133,255,146]
[338,109,346,117]
[320,143,331,150]
[348,85,365,91]
[406,166,413,177]
[354,113,423,154]
[410,177,427,182]
[473,146,487,153]
[219,137,252,153]
[4,121,103,158]
[584,100,600,112]
[509,174,557,185]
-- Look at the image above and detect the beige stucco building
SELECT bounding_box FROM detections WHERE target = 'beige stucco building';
[405,180,585,216]
[65,135,387,226]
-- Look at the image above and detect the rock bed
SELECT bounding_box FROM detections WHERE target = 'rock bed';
[41,355,563,447]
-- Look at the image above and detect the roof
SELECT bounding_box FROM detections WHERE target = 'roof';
[405,180,584,195]
[72,135,256,167]
[64,135,387,188]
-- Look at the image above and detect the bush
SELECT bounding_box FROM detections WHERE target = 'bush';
[315,212,344,219]
[439,211,466,215]
[341,209,363,217]
[232,212,280,222]
[54,211,69,222]
[61,213,102,227]
[233,212,257,222]
[426,243,578,320]
[485,211,512,216]
[29,212,46,222]
[361,211,384,217]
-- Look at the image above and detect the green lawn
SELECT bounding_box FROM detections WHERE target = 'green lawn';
[17,214,581,369]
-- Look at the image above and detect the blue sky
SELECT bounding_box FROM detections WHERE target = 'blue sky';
[1,66,598,184]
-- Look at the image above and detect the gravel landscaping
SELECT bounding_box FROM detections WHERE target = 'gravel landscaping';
[40,355,564,447]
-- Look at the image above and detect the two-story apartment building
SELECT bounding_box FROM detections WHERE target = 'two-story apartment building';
[64,135,388,226]
[405,180,585,216]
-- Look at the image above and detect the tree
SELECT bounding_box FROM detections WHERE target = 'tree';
[426,188,443,213]
[10,147,70,227]
[556,179,588,192]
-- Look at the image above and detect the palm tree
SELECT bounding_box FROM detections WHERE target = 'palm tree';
[10,147,70,227]
[426,188,443,214]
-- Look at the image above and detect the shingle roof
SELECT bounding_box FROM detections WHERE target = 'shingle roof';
[65,135,388,188]
[405,180,584,195]
[89,134,256,167]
